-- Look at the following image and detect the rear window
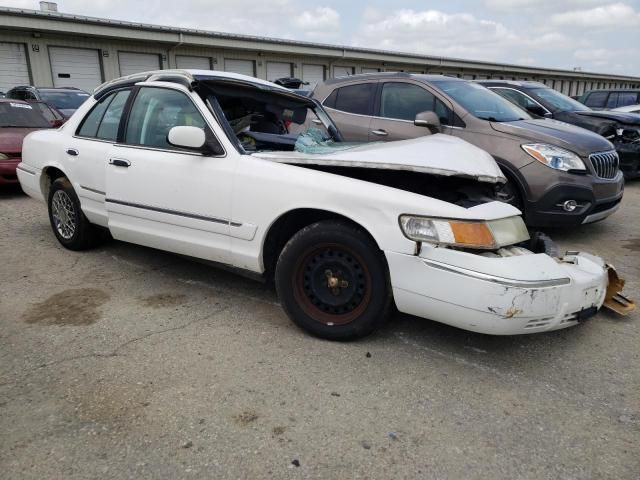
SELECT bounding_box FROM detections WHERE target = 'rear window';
[324,83,376,115]
[39,90,90,110]
[584,92,608,108]
[0,102,50,128]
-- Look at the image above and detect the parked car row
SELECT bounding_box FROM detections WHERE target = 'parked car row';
[0,98,67,185]
[312,73,625,226]
[14,69,634,342]
[478,80,640,179]
[0,84,94,185]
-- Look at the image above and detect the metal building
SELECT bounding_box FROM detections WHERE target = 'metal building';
[1,3,639,95]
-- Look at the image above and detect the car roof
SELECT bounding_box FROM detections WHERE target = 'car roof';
[583,89,640,94]
[321,72,464,85]
[476,80,547,89]
[93,69,292,100]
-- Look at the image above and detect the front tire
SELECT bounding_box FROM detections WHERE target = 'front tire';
[275,220,392,341]
[47,177,103,250]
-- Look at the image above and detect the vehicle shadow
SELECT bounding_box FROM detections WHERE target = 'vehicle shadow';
[0,184,25,198]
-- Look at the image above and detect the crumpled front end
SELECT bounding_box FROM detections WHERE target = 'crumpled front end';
[386,244,629,335]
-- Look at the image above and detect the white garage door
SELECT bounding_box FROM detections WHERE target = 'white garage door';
[301,64,324,90]
[361,67,380,74]
[266,62,292,82]
[332,66,354,78]
[119,52,161,76]
[0,42,30,92]
[224,59,255,77]
[176,55,210,70]
[49,47,102,92]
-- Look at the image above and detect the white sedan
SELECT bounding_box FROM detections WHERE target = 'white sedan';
[16,70,633,340]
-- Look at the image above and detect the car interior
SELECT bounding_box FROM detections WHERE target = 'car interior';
[198,82,341,153]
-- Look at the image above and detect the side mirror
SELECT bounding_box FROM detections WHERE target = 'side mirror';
[414,111,441,133]
[526,105,547,117]
[167,126,206,150]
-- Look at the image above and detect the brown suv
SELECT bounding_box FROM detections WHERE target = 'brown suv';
[312,73,624,227]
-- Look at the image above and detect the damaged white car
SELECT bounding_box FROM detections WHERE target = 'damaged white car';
[16,70,634,340]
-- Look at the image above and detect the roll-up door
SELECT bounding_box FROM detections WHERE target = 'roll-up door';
[361,67,380,74]
[0,42,30,92]
[118,52,161,76]
[333,66,354,78]
[266,62,292,82]
[176,55,211,70]
[301,64,324,90]
[224,59,255,77]
[49,47,102,91]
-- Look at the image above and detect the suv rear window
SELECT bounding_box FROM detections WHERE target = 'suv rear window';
[584,91,608,108]
[324,83,375,115]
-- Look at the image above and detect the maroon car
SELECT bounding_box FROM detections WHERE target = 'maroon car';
[0,99,54,185]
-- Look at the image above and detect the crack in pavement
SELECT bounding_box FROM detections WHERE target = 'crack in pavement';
[0,304,230,388]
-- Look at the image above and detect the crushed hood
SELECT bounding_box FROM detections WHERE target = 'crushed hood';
[252,134,506,183]
[490,118,613,155]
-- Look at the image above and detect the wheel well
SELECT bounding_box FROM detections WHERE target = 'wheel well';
[41,167,67,199]
[262,209,378,280]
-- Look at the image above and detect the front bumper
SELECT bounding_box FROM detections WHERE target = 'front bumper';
[386,247,609,335]
[0,159,20,185]
[521,167,624,227]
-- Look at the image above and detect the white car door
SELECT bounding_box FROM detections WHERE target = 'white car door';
[105,86,234,264]
[70,89,132,227]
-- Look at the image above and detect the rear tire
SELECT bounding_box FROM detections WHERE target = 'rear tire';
[47,177,105,250]
[275,220,392,341]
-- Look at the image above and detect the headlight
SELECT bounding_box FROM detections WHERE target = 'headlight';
[0,153,8,160]
[522,144,585,171]
[399,215,529,250]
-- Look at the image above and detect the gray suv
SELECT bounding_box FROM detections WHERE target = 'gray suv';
[312,73,624,227]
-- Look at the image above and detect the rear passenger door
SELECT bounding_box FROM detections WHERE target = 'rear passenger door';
[67,89,131,226]
[370,81,448,141]
[321,82,377,141]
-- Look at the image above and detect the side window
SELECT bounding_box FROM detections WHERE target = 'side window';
[77,93,115,138]
[77,90,130,139]
[584,92,608,108]
[493,88,533,109]
[125,87,207,150]
[323,89,337,109]
[380,82,435,121]
[617,92,638,108]
[332,83,376,115]
[96,90,130,141]
[434,98,452,126]
[606,93,619,109]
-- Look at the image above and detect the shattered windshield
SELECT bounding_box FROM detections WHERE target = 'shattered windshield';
[201,83,346,153]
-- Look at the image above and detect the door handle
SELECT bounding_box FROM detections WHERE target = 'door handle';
[311,119,322,125]
[371,129,388,136]
[109,158,131,168]
[66,148,79,156]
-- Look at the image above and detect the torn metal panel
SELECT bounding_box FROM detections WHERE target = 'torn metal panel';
[603,265,637,315]
[253,133,507,183]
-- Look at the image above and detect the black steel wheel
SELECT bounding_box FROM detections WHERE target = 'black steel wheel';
[276,220,392,341]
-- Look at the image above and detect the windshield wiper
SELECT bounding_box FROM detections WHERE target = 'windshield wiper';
[477,116,500,122]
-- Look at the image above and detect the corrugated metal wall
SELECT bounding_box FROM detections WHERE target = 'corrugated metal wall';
[1,29,638,94]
